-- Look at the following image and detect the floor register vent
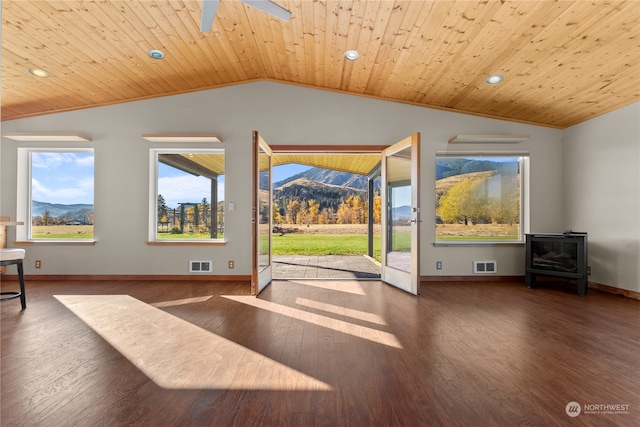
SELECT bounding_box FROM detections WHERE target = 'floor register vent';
[473,260,497,274]
[189,260,213,273]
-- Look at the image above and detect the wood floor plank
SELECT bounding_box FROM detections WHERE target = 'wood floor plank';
[1,279,638,426]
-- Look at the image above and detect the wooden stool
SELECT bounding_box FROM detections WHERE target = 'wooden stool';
[0,248,26,309]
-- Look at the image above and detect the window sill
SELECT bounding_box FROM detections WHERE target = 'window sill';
[14,240,96,246]
[433,241,525,247]
[146,241,227,246]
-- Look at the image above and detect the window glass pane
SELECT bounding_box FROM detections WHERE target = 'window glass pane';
[258,147,271,272]
[436,156,522,242]
[386,148,412,272]
[155,150,225,240]
[30,150,94,240]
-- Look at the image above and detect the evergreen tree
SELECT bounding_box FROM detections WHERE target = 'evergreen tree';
[201,197,210,229]
[157,194,168,221]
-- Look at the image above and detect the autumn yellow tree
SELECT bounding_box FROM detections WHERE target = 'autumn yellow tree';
[318,207,334,224]
[272,204,282,224]
[438,178,489,225]
[299,201,310,224]
[336,198,353,224]
[307,199,320,224]
[285,199,302,224]
[352,195,365,224]
[372,195,382,223]
[186,206,196,224]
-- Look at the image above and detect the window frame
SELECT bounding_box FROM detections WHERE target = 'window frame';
[148,148,226,244]
[434,150,529,246]
[16,147,96,244]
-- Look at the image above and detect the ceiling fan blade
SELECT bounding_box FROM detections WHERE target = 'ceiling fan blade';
[200,0,219,32]
[242,0,292,22]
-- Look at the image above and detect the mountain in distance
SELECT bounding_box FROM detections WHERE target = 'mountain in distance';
[273,177,366,211]
[273,167,417,222]
[436,158,518,180]
[274,167,369,189]
[32,200,93,220]
[392,205,412,221]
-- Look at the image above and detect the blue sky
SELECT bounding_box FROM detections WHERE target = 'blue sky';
[273,164,312,184]
[33,156,409,208]
[158,163,226,209]
[32,153,309,208]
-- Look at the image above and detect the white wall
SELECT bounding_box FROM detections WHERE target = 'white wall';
[1,82,563,278]
[563,102,640,292]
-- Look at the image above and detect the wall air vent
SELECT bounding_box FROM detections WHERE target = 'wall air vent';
[473,261,497,274]
[189,260,213,273]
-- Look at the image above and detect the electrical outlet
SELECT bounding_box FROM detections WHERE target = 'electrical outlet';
[587,266,591,275]
[436,261,442,270]
[228,260,234,269]
[35,260,41,268]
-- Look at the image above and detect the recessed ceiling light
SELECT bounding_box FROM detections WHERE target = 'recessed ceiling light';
[29,68,51,78]
[344,50,360,61]
[148,49,165,60]
[486,74,504,84]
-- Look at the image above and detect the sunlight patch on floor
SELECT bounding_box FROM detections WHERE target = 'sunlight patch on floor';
[286,280,367,295]
[223,295,403,349]
[295,297,388,326]
[54,294,332,391]
[150,295,213,308]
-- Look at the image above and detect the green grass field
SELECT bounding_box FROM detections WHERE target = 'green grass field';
[272,234,382,257]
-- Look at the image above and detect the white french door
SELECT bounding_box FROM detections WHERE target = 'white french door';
[381,133,421,295]
[251,131,273,296]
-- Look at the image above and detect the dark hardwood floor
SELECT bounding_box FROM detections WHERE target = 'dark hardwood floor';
[1,278,638,426]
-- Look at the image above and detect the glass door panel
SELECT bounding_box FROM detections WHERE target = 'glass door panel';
[252,132,273,295]
[381,134,420,295]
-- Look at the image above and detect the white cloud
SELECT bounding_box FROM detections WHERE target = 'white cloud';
[32,177,94,204]
[158,175,224,209]
[32,152,87,170]
[75,155,95,167]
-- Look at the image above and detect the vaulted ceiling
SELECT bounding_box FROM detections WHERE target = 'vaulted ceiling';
[2,0,639,128]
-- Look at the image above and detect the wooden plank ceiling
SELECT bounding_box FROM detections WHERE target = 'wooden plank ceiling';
[2,0,639,128]
[273,152,382,175]
[180,151,380,177]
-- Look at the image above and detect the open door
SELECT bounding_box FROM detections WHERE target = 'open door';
[381,133,421,295]
[251,131,273,296]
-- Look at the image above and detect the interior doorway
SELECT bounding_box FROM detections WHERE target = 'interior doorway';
[254,134,421,295]
[268,145,387,280]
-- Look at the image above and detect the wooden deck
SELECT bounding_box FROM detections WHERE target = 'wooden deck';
[1,278,638,426]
